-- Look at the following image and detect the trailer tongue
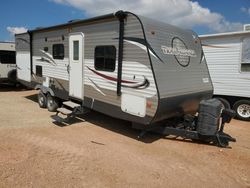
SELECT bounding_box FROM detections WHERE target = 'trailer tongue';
[137,99,236,148]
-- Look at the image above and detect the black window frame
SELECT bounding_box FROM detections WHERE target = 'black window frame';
[73,40,79,61]
[36,65,43,77]
[52,44,64,60]
[0,50,16,64]
[241,37,250,72]
[94,45,116,72]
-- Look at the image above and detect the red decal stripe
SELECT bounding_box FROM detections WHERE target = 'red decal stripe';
[87,66,137,84]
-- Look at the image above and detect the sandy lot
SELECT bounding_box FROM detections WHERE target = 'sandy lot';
[0,84,249,188]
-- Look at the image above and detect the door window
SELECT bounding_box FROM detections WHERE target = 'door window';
[73,40,79,61]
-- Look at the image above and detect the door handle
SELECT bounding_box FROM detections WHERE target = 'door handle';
[67,65,70,73]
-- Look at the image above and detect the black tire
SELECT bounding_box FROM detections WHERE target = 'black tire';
[38,90,47,108]
[233,100,250,121]
[216,97,231,109]
[46,94,59,112]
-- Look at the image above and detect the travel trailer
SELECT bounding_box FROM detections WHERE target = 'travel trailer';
[0,42,16,83]
[15,11,236,147]
[200,27,250,121]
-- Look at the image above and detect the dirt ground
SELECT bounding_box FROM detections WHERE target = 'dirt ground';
[0,84,249,188]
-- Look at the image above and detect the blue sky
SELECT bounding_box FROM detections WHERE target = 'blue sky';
[1,0,250,41]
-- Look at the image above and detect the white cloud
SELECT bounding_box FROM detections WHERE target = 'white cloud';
[50,0,243,33]
[241,7,250,15]
[7,26,28,36]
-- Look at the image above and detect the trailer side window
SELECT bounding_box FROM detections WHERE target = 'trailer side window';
[52,44,64,59]
[241,37,250,72]
[36,65,43,77]
[0,50,16,64]
[94,46,116,72]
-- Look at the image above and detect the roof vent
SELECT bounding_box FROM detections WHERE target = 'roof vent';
[243,24,250,31]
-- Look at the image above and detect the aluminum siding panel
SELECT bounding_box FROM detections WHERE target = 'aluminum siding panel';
[138,16,213,122]
[32,29,69,81]
[201,36,250,98]
[30,16,158,120]
[141,17,212,98]
[15,33,30,52]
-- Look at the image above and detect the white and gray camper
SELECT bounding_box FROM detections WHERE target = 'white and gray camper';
[0,42,16,83]
[200,28,250,121]
[15,11,236,147]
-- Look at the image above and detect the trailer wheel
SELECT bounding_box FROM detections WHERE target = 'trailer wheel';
[216,98,230,109]
[233,100,250,121]
[38,90,47,108]
[47,94,59,112]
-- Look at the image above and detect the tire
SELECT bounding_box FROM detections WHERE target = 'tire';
[38,90,47,108]
[216,97,231,109]
[233,100,250,121]
[46,94,59,112]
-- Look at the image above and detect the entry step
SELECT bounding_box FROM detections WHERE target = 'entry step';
[57,107,72,115]
[51,114,66,123]
[63,101,81,108]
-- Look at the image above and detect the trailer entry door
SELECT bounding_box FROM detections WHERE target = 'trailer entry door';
[16,52,31,82]
[69,33,84,100]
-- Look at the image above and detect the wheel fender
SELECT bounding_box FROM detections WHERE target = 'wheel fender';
[35,85,55,96]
